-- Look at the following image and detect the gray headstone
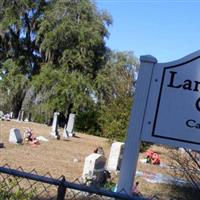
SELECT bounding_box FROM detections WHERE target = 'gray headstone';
[50,112,60,138]
[82,153,106,184]
[9,128,23,144]
[107,142,124,171]
[66,113,75,137]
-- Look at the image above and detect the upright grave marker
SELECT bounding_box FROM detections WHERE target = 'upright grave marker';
[82,153,106,184]
[17,110,22,121]
[63,124,69,139]
[50,112,60,138]
[25,113,32,122]
[107,142,124,171]
[118,50,200,194]
[20,110,24,121]
[9,128,23,144]
[65,113,75,137]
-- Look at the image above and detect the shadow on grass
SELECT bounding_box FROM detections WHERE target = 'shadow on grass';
[168,185,200,200]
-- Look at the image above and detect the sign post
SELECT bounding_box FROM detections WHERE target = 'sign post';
[117,55,157,195]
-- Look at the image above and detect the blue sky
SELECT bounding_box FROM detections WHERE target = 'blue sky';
[96,0,200,62]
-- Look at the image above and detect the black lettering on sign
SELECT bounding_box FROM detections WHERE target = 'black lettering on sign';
[186,119,200,129]
[196,97,200,112]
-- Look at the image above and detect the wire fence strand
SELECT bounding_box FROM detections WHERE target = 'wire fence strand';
[0,164,147,200]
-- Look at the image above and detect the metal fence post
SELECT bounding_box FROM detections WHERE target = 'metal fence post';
[57,176,66,200]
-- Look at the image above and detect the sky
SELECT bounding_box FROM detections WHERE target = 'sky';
[96,0,200,63]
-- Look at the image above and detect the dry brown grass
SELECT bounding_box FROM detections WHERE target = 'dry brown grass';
[0,120,110,180]
[0,120,199,199]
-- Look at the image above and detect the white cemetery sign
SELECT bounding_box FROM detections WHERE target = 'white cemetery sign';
[9,128,23,144]
[82,153,106,184]
[118,51,200,195]
[66,113,75,137]
[107,142,124,171]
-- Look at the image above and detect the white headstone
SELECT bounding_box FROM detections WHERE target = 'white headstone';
[66,113,75,137]
[50,112,60,138]
[82,153,106,184]
[20,111,24,121]
[63,124,69,139]
[17,110,21,121]
[107,142,124,171]
[10,112,13,119]
[0,111,4,118]
[24,118,29,122]
[9,128,23,144]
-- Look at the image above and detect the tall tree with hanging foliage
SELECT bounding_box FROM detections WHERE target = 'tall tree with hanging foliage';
[96,51,139,141]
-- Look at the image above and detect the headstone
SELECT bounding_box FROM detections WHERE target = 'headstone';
[63,124,69,139]
[50,112,60,138]
[28,112,32,121]
[9,128,23,144]
[107,142,124,171]
[24,118,29,122]
[66,113,76,137]
[17,110,22,121]
[10,112,13,119]
[24,113,32,122]
[82,153,106,184]
[20,110,24,121]
[0,111,4,118]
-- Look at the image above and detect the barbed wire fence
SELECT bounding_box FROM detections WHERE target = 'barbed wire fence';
[0,164,149,200]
